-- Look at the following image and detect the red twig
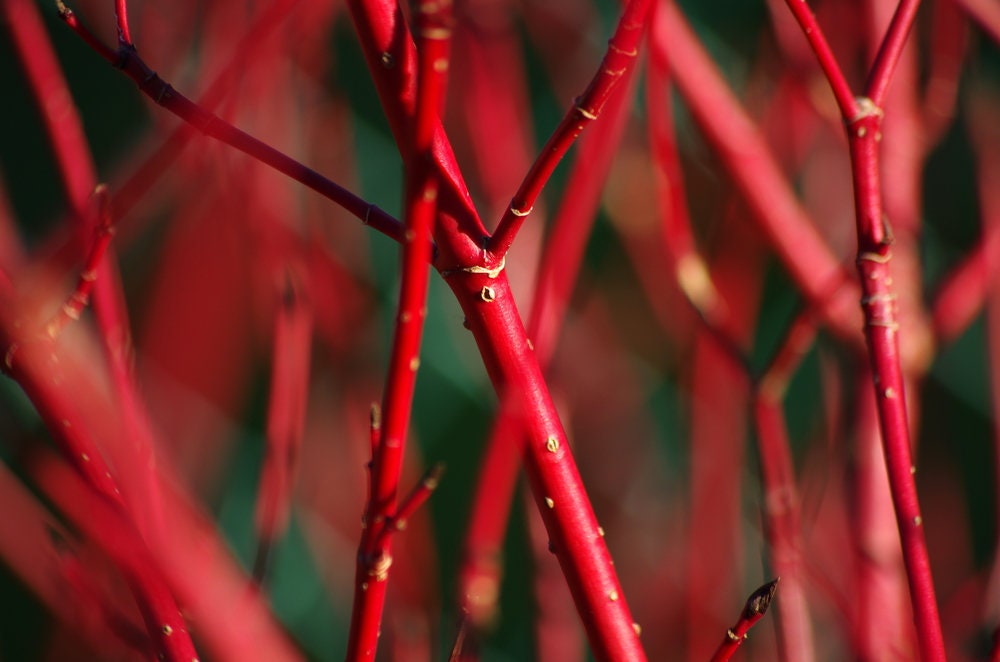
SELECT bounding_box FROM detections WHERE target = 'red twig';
[864,0,921,106]
[253,271,313,583]
[346,2,450,658]
[377,463,446,550]
[456,59,637,635]
[487,0,651,259]
[345,0,486,267]
[445,271,647,661]
[348,0,647,656]
[777,0,945,656]
[652,1,861,345]
[56,1,408,247]
[43,187,114,339]
[848,53,948,662]
[30,451,198,662]
[709,579,780,662]
[779,0,858,118]
[755,313,820,662]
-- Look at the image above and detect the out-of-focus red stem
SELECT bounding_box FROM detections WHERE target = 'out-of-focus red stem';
[922,0,967,146]
[952,0,1000,44]
[0,461,142,658]
[56,2,408,247]
[253,271,313,582]
[645,41,747,359]
[346,3,450,658]
[45,187,115,339]
[488,0,650,259]
[864,0,921,105]
[931,223,1000,345]
[932,92,1000,346]
[780,0,858,118]
[754,314,819,662]
[31,451,198,662]
[653,1,861,345]
[708,579,780,662]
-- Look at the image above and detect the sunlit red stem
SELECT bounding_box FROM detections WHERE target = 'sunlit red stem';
[345,0,486,265]
[346,2,450,658]
[768,2,945,651]
[56,3,407,247]
[847,99,946,662]
[457,68,636,631]
[114,0,132,46]
[864,0,921,106]
[708,579,780,662]
[780,0,857,118]
[347,0,646,655]
[445,271,646,661]
[487,0,650,259]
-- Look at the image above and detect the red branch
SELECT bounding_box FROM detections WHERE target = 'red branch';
[346,0,647,656]
[253,271,313,582]
[346,1,450,658]
[777,0,946,655]
[709,579,780,662]
[457,60,638,635]
[755,313,820,662]
[488,0,650,259]
[652,1,861,345]
[56,2,408,247]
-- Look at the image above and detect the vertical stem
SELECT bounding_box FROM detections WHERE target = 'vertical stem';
[847,103,946,661]
[346,2,449,658]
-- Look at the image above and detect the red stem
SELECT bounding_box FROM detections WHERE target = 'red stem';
[114,0,132,46]
[952,0,1000,44]
[45,187,115,339]
[863,0,921,106]
[253,271,313,582]
[0,461,142,658]
[847,104,946,662]
[56,3,408,247]
[456,62,637,632]
[488,0,650,259]
[780,0,858,118]
[377,463,446,550]
[344,0,487,265]
[346,2,450,658]
[445,270,646,661]
[708,579,780,662]
[754,314,820,662]
[30,451,198,662]
[653,1,861,345]
[347,0,646,655]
